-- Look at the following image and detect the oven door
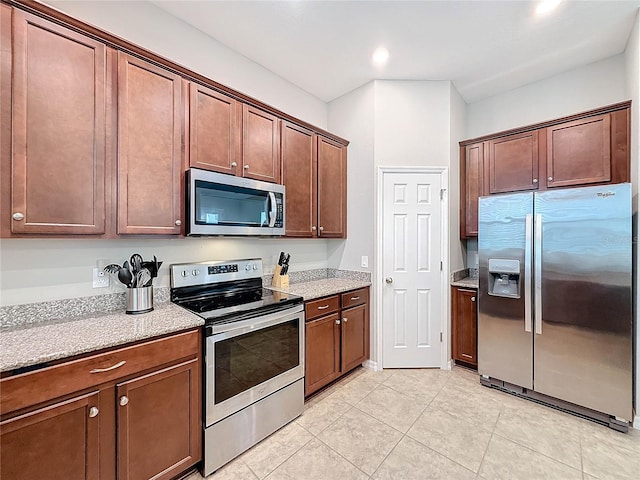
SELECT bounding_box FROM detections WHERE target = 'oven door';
[205,304,304,426]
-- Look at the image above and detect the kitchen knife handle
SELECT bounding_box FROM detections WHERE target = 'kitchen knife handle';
[534,214,543,335]
[524,214,533,333]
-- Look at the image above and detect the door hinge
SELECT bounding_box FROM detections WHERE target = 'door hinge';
[440,332,443,342]
[440,261,443,271]
[440,188,446,200]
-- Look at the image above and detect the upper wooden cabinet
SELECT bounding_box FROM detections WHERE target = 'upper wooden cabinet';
[242,105,280,183]
[317,136,347,238]
[189,83,241,175]
[117,52,183,235]
[8,10,109,235]
[459,102,630,238]
[281,121,317,237]
[487,130,539,194]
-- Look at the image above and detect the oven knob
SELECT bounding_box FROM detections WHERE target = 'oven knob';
[252,264,258,270]
[192,270,200,276]
[245,264,251,271]
[181,270,188,277]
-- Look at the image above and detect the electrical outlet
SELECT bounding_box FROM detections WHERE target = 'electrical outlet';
[361,256,369,268]
[93,267,110,288]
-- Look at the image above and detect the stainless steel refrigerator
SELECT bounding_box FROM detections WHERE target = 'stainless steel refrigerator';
[478,183,633,430]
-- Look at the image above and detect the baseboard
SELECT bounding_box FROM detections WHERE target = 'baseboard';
[362,359,379,371]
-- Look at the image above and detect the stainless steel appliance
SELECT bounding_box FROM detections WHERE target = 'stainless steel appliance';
[170,259,304,475]
[478,183,633,431]
[186,168,285,236]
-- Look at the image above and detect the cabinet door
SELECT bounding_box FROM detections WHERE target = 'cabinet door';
[488,131,539,193]
[305,313,341,396]
[281,122,317,237]
[317,136,347,238]
[117,52,182,235]
[460,142,485,238]
[189,83,241,175]
[242,104,280,183]
[341,303,369,373]
[0,391,101,480]
[10,10,107,234]
[546,113,611,188]
[117,359,201,480]
[452,288,477,366]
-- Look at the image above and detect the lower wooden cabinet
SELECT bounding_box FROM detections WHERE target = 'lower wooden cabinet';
[451,287,478,367]
[305,287,369,396]
[0,329,201,480]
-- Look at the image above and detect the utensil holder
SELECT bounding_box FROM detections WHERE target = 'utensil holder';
[271,266,289,289]
[126,286,154,314]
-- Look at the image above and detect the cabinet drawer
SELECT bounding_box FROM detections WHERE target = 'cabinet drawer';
[1,329,199,416]
[341,288,369,309]
[305,295,340,321]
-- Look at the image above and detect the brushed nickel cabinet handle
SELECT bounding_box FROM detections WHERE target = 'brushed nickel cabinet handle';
[244,165,250,170]
[319,226,324,231]
[548,176,553,181]
[350,296,360,301]
[532,178,538,184]
[335,319,341,324]
[89,407,99,418]
[317,305,329,310]
[311,226,316,231]
[471,296,476,302]
[119,396,129,406]
[175,220,182,226]
[12,212,24,221]
[90,360,126,374]
[231,161,237,167]
[343,317,348,323]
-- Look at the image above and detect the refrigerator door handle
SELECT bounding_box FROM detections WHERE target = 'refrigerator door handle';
[524,214,533,333]
[534,213,543,335]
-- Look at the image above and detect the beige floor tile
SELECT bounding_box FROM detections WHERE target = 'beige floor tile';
[356,367,395,384]
[478,434,582,480]
[493,400,583,469]
[372,435,476,480]
[382,368,450,401]
[326,371,381,405]
[295,394,352,435]
[265,438,368,480]
[240,422,313,479]
[355,383,429,433]
[317,406,403,475]
[407,407,492,472]
[429,382,502,432]
[581,423,640,480]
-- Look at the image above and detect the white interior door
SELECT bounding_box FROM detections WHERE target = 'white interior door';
[382,171,443,368]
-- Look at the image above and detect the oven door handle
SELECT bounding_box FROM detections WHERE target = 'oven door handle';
[208,304,304,340]
[268,192,277,228]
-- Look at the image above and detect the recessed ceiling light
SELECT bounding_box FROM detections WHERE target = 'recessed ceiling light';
[536,0,561,15]
[372,47,389,66]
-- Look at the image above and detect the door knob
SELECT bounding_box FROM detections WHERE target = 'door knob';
[385,277,393,284]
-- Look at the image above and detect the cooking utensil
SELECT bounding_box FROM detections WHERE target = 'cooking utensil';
[103,264,121,274]
[130,253,143,274]
[137,268,152,288]
[118,265,133,287]
[153,255,159,278]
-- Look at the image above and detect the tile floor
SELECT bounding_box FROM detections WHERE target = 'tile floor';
[185,367,640,480]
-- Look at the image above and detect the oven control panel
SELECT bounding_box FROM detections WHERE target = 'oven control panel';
[170,259,263,288]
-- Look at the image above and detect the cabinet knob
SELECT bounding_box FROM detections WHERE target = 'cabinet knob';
[471,296,476,302]
[311,226,316,231]
[88,406,99,418]
[12,212,24,221]
[335,319,341,324]
[175,220,182,226]
[119,396,129,407]
[385,277,393,284]
[231,161,237,167]
[244,165,250,170]
[548,176,553,181]
[319,226,324,231]
[532,178,538,184]
[343,317,348,323]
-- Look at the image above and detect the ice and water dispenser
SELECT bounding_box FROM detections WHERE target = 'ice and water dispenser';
[487,259,520,298]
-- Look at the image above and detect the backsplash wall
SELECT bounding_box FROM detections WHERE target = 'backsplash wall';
[0,238,331,306]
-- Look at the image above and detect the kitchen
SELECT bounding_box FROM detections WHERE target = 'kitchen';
[1,0,640,479]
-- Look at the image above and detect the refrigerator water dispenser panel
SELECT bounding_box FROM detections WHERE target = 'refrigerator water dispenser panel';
[488,258,520,298]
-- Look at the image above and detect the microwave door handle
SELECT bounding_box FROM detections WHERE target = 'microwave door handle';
[268,192,277,227]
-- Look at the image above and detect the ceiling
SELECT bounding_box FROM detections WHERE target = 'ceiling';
[152,0,640,104]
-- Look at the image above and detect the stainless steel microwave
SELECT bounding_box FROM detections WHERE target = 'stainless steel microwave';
[186,168,285,236]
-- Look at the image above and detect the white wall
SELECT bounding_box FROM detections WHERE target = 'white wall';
[44,0,327,127]
[624,8,640,428]
[0,0,332,307]
[449,85,467,273]
[467,54,628,139]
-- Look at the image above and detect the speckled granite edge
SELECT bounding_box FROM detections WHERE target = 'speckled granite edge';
[263,268,370,287]
[327,269,371,282]
[0,287,170,330]
[451,269,470,282]
[451,268,479,289]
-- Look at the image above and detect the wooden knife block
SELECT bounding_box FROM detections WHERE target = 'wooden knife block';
[271,265,290,289]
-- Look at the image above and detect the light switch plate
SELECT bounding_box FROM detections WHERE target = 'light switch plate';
[361,256,369,268]
[93,268,110,288]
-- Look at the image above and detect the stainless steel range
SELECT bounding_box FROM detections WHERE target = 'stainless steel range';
[170,259,305,476]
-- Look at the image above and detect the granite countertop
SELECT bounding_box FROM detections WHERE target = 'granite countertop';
[0,303,204,372]
[273,278,371,301]
[450,268,478,289]
[451,277,479,289]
